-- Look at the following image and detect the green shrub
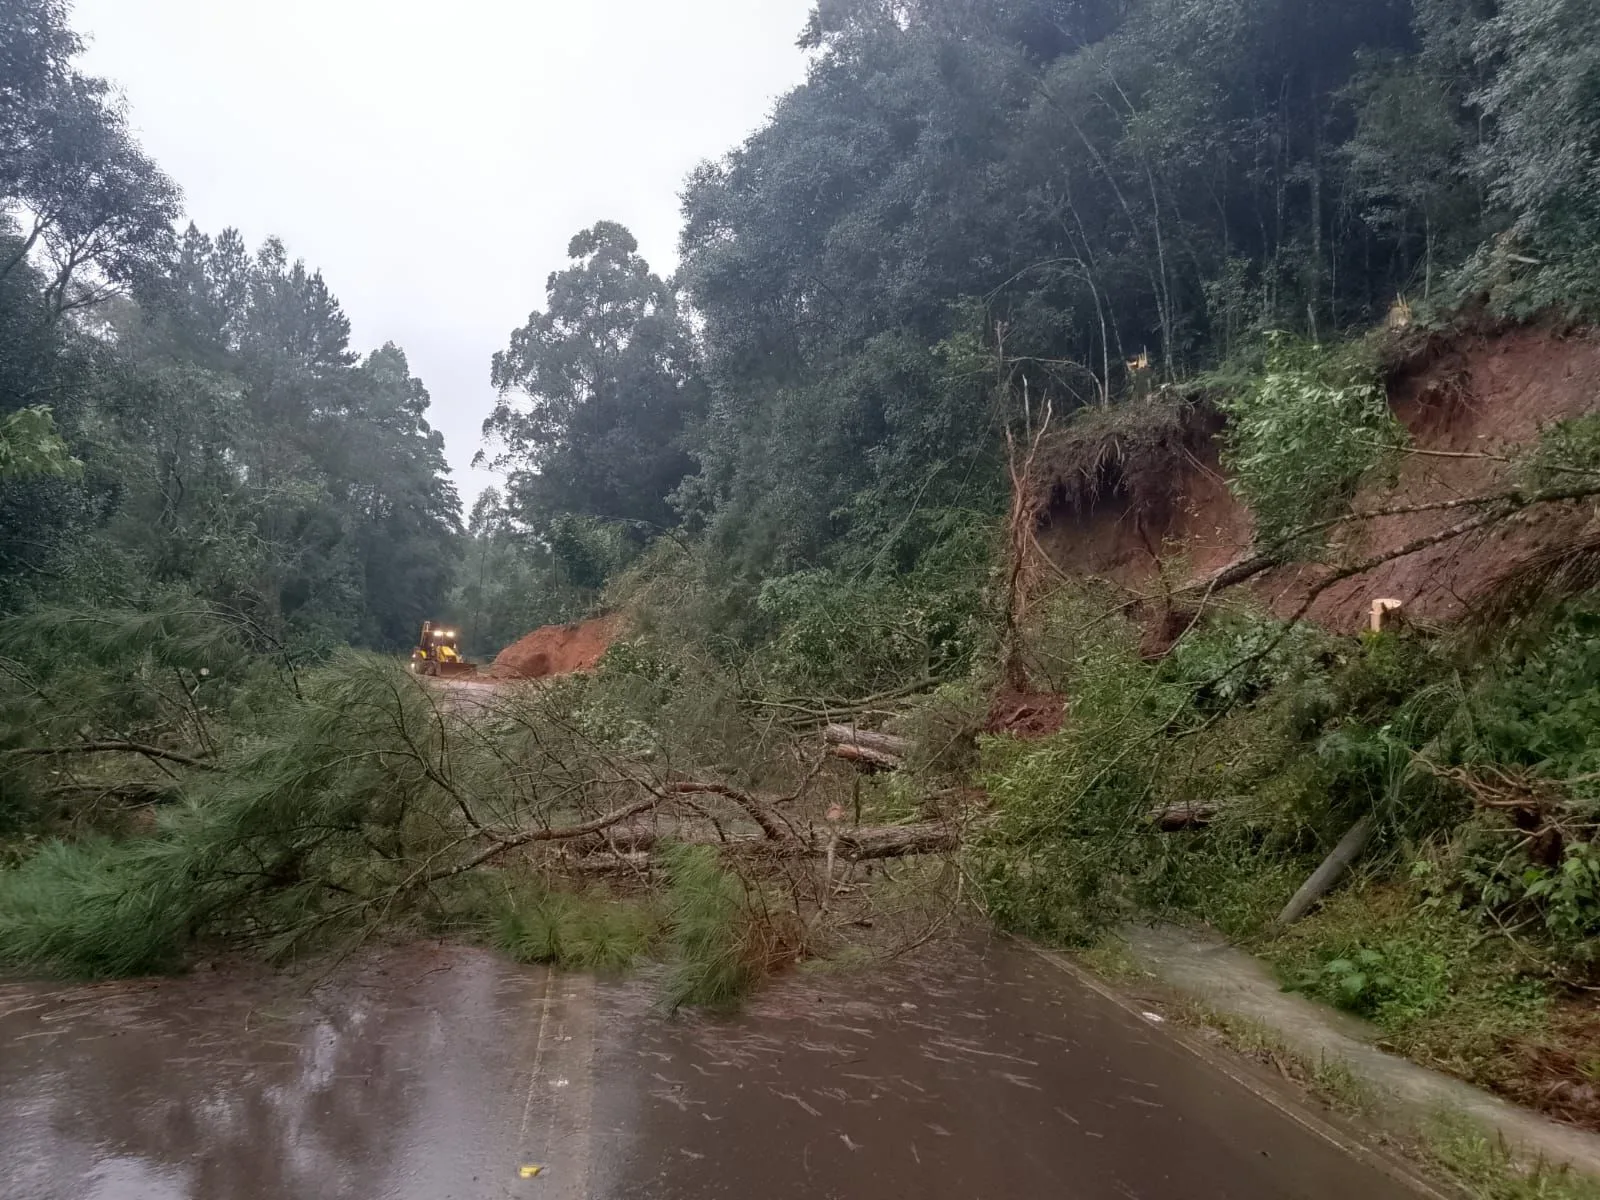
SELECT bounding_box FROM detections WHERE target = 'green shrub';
[1274,885,1548,1054]
[972,609,1190,943]
[1159,607,1335,709]
[755,564,988,701]
[1463,606,1600,800]
[1215,335,1405,550]
[1454,833,1600,969]
[1294,942,1448,1020]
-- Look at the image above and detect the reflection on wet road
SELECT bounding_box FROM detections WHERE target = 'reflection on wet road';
[1,937,1430,1199]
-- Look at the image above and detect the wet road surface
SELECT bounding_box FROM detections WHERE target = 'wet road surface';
[1,937,1434,1199]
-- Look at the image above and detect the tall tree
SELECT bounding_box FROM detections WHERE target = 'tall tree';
[1470,0,1600,310]
[0,0,179,317]
[675,0,1499,587]
[0,0,178,608]
[483,222,704,536]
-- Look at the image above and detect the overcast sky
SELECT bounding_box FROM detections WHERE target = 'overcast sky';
[70,0,815,506]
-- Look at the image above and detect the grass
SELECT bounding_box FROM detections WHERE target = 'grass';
[660,841,815,1011]
[659,843,761,1012]
[1423,1116,1600,1200]
[1160,989,1600,1198]
[1176,1000,1380,1118]
[1260,883,1556,1097]
[1073,934,1149,986]
[489,885,659,971]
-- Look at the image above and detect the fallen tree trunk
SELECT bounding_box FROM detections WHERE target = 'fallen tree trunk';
[562,821,958,864]
[835,822,959,860]
[830,743,905,771]
[6,740,218,770]
[662,779,793,840]
[823,724,909,771]
[1274,815,1374,929]
[823,724,911,756]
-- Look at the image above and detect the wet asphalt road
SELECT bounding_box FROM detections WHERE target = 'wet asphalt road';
[0,937,1431,1200]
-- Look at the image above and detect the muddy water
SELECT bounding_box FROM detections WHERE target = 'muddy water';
[1,937,1430,1200]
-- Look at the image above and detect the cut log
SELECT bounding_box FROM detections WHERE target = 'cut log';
[1148,803,1218,831]
[830,743,905,772]
[562,821,957,864]
[834,823,959,860]
[823,724,909,772]
[823,724,911,756]
[1273,815,1374,928]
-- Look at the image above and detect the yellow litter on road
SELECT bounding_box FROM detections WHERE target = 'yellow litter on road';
[519,1165,543,1179]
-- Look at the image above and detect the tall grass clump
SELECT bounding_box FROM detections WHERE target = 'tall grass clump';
[659,843,760,1012]
[489,885,658,971]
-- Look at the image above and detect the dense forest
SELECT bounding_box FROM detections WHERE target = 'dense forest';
[462,0,1600,653]
[8,0,1600,1142]
[5,0,1597,654]
[0,0,461,650]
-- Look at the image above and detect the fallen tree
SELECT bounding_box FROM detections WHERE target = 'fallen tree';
[559,821,960,866]
[0,644,976,982]
[1180,479,1600,608]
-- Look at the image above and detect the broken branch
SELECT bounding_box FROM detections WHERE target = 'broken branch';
[5,740,218,771]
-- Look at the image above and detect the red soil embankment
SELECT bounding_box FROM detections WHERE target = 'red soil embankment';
[1036,328,1600,632]
[486,614,621,681]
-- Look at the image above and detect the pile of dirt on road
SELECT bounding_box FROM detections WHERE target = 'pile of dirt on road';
[486,614,621,681]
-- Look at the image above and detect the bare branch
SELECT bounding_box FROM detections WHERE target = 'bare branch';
[1187,480,1600,597]
[664,780,793,841]
[6,740,217,770]
[424,791,667,883]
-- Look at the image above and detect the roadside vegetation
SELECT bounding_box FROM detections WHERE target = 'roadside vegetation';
[967,329,1600,1123]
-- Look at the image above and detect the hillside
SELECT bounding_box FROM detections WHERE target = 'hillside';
[1037,327,1600,631]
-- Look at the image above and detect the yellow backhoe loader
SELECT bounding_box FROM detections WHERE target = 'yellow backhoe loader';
[410,621,475,677]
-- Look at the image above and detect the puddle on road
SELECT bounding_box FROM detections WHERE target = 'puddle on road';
[1,937,1431,1200]
[0,946,601,1200]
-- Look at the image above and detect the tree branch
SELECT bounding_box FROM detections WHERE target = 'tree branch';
[664,780,793,840]
[1187,481,1600,597]
[423,792,666,882]
[6,740,217,770]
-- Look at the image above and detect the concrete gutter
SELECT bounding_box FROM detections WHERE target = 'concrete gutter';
[1103,923,1600,1179]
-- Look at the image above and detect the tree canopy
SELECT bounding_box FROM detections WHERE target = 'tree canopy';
[7,0,1600,653]
[0,0,460,649]
[483,221,703,538]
